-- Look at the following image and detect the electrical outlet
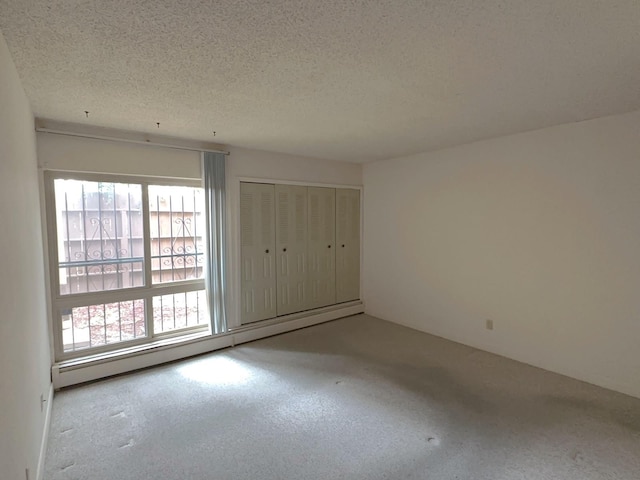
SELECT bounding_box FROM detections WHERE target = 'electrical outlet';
[486,319,494,330]
[40,393,46,412]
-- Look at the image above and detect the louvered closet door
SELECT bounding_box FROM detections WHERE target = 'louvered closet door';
[307,187,336,309]
[240,182,276,324]
[336,188,360,303]
[275,185,308,316]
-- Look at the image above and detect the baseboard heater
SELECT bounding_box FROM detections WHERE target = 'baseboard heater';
[52,301,364,389]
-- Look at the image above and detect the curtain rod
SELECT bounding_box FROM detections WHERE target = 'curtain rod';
[36,127,230,155]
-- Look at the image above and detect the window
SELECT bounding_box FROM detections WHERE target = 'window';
[55,180,144,295]
[148,185,205,284]
[48,174,208,359]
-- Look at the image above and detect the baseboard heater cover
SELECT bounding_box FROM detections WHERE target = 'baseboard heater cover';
[52,302,364,389]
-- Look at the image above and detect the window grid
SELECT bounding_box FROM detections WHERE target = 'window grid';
[149,185,205,285]
[47,172,208,360]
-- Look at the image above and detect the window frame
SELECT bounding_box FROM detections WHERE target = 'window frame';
[45,171,209,361]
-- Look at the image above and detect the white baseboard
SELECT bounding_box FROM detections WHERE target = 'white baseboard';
[53,303,364,389]
[36,383,53,480]
[370,313,640,400]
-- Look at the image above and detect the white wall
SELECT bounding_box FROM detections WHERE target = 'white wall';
[36,133,363,334]
[227,146,362,186]
[36,136,363,185]
[363,110,640,399]
[0,31,52,479]
[37,132,202,179]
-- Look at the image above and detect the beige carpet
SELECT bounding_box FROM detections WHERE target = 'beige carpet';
[45,314,640,479]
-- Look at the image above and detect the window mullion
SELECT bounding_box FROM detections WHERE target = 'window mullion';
[142,184,154,339]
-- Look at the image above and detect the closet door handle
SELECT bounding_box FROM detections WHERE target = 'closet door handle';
[265,249,270,254]
[283,248,287,252]
[328,245,331,249]
[341,244,345,248]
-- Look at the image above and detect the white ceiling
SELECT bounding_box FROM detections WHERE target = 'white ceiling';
[1,1,639,163]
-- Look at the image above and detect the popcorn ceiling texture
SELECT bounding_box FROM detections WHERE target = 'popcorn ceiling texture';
[1,0,640,162]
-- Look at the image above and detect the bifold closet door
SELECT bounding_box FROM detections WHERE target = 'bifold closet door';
[275,185,308,316]
[336,188,360,303]
[240,182,276,324]
[307,187,336,309]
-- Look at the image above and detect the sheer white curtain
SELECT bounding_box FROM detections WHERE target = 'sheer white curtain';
[202,152,227,334]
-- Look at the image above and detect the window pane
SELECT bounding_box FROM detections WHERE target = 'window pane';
[54,179,144,295]
[149,185,205,284]
[153,290,208,334]
[61,299,146,352]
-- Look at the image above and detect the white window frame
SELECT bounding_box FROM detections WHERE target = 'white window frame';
[45,171,209,361]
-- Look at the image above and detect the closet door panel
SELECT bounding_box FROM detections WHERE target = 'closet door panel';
[240,182,276,323]
[336,188,360,303]
[307,187,336,309]
[275,184,308,316]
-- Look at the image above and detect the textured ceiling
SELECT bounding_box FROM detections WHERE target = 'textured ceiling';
[1,1,640,163]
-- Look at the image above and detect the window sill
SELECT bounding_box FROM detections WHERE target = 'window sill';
[57,328,212,371]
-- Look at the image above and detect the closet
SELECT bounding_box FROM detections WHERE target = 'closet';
[336,188,361,303]
[240,182,360,324]
[275,184,308,316]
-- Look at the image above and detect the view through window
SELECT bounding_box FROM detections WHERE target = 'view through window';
[51,177,208,356]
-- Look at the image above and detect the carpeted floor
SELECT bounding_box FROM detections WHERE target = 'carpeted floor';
[45,314,640,480]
